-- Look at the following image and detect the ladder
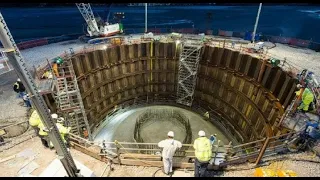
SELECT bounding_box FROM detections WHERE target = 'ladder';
[176,35,203,106]
[55,58,92,140]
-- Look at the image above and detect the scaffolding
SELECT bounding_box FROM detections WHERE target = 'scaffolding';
[54,57,92,140]
[176,35,204,106]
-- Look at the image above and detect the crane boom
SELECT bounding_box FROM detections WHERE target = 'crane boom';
[76,3,100,36]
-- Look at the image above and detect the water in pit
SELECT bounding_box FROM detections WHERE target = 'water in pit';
[93,105,231,146]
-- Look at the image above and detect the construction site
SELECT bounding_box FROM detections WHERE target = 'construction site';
[0,3,320,177]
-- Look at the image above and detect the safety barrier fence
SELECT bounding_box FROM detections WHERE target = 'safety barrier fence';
[68,131,296,168]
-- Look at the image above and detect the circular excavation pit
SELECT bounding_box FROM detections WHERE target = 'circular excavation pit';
[46,37,299,145]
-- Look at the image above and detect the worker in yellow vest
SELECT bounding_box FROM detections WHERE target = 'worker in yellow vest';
[38,121,50,148]
[56,117,71,144]
[296,84,314,112]
[45,117,71,149]
[29,109,51,136]
[193,130,212,177]
[29,110,41,136]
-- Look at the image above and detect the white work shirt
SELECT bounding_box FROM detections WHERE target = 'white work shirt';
[158,139,182,159]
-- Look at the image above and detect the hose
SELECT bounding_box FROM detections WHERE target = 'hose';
[152,168,162,177]
[100,161,111,177]
[152,168,173,177]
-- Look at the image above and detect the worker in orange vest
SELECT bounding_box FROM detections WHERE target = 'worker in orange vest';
[82,127,88,139]
[52,62,59,78]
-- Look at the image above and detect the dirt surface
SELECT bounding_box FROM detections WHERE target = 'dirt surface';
[0,71,27,124]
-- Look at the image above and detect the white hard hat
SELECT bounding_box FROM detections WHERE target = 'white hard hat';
[198,130,206,137]
[297,84,302,89]
[51,113,58,119]
[17,78,21,82]
[57,117,64,123]
[167,131,174,137]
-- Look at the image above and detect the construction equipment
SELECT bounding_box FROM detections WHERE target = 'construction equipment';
[53,57,92,140]
[0,12,81,177]
[254,161,297,177]
[76,3,123,37]
[247,42,264,53]
[254,168,297,177]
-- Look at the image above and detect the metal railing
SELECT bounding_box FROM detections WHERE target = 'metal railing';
[68,131,297,167]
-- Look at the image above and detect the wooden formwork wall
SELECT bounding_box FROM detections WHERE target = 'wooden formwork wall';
[70,43,296,141]
[196,46,297,143]
[71,42,179,132]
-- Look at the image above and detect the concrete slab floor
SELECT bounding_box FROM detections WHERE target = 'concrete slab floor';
[94,105,230,146]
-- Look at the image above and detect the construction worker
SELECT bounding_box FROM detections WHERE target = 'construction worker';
[51,113,58,122]
[82,127,88,139]
[38,121,50,148]
[29,110,41,135]
[158,131,182,176]
[204,111,210,120]
[193,130,212,177]
[296,84,314,112]
[56,117,71,146]
[231,41,235,49]
[52,61,59,78]
[41,70,53,79]
[210,134,217,145]
[29,109,51,135]
[22,93,32,108]
[13,78,28,107]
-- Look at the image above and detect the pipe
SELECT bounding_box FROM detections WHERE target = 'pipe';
[252,3,262,43]
[145,3,148,33]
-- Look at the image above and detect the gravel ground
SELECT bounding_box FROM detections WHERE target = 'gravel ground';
[20,40,87,70]
[0,71,28,124]
[266,43,320,81]
[222,152,320,177]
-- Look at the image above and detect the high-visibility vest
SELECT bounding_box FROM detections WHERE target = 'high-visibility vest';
[29,110,41,127]
[14,82,19,89]
[38,122,48,136]
[56,123,71,143]
[302,88,314,104]
[52,63,59,77]
[193,137,212,162]
[83,130,88,138]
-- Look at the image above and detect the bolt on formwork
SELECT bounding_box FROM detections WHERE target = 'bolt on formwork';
[176,35,203,106]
